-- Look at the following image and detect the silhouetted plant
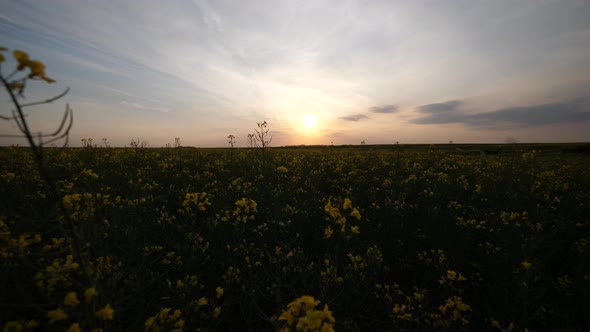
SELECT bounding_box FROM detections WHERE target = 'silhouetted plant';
[227,134,236,148]
[247,133,256,156]
[0,49,73,147]
[254,121,272,167]
[254,121,272,149]
[101,137,110,148]
[227,134,236,167]
[0,47,90,282]
[81,137,95,148]
[130,137,149,148]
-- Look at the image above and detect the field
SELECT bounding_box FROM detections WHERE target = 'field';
[1,144,589,331]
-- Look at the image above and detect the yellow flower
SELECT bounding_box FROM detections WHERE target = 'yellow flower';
[47,308,68,323]
[63,195,74,209]
[279,296,335,331]
[3,320,39,331]
[490,319,501,329]
[279,310,296,325]
[175,319,186,327]
[321,324,335,332]
[84,286,97,303]
[343,198,352,210]
[64,291,80,307]
[350,208,361,220]
[216,287,224,299]
[66,323,81,332]
[145,316,156,329]
[161,307,171,319]
[393,304,406,314]
[324,226,334,239]
[350,226,360,234]
[447,270,457,280]
[198,297,208,306]
[521,261,532,270]
[11,50,55,82]
[277,166,288,173]
[13,50,29,70]
[170,309,182,321]
[213,307,221,318]
[95,304,114,320]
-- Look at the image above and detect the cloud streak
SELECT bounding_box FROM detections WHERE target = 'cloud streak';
[417,100,463,114]
[413,98,590,128]
[369,105,398,114]
[339,114,369,122]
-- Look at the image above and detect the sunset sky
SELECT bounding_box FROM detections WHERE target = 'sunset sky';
[1,0,589,147]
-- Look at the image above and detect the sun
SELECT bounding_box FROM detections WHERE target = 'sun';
[302,114,317,129]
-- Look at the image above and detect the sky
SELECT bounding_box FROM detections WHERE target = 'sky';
[1,0,589,147]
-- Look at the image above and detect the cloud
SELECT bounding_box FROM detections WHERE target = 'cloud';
[121,101,170,113]
[339,114,369,122]
[469,98,590,127]
[413,98,590,127]
[413,100,467,124]
[417,100,463,114]
[369,105,398,114]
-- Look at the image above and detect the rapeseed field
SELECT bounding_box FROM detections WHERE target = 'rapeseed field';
[1,145,589,331]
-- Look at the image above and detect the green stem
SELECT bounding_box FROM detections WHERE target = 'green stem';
[1,75,90,284]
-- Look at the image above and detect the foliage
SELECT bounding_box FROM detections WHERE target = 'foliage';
[1,145,589,331]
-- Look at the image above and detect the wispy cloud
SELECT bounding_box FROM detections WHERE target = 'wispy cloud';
[121,101,171,113]
[339,114,369,122]
[2,0,590,146]
[369,105,398,114]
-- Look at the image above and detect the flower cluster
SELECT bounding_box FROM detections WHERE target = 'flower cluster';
[323,197,361,237]
[278,296,335,332]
